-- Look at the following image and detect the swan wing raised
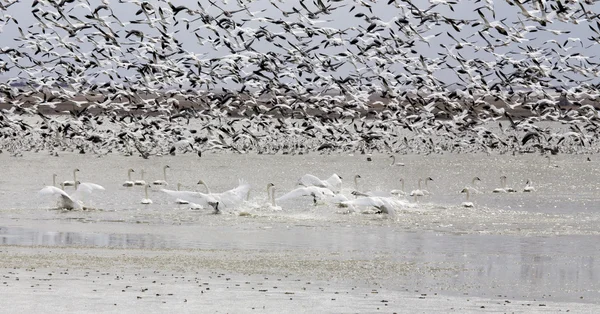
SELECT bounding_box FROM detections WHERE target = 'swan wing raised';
[215,180,251,208]
[297,174,327,188]
[161,189,213,207]
[38,186,80,210]
[276,186,335,202]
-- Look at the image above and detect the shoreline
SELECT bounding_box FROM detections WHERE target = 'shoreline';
[0,244,597,313]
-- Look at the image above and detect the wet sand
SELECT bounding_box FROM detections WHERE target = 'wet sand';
[0,245,596,313]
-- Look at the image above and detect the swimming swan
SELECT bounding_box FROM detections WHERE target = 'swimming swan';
[39,182,105,210]
[197,179,211,194]
[410,177,433,200]
[264,183,282,210]
[493,176,516,193]
[153,165,170,185]
[523,179,536,192]
[123,168,135,187]
[460,188,474,208]
[141,184,152,204]
[465,177,483,194]
[161,180,250,211]
[390,178,406,196]
[297,174,342,193]
[134,169,146,186]
[62,168,80,188]
[276,186,336,204]
[389,155,405,167]
[175,183,189,204]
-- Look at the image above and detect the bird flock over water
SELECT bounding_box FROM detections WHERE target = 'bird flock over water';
[1,0,600,156]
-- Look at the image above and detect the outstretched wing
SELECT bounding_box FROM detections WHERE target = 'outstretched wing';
[276,186,334,202]
[71,182,105,201]
[297,174,326,188]
[38,186,79,209]
[161,189,213,207]
[216,180,251,207]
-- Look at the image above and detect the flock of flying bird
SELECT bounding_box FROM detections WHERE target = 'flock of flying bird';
[38,157,537,215]
[0,1,599,156]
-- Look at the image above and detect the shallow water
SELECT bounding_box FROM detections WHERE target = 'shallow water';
[1,152,600,303]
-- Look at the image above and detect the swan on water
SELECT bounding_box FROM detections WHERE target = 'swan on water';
[264,183,282,211]
[341,195,412,215]
[197,179,211,193]
[523,179,536,192]
[141,184,153,204]
[297,173,342,193]
[410,177,433,200]
[39,181,105,210]
[153,165,170,185]
[465,177,483,194]
[62,168,80,187]
[276,185,336,204]
[390,178,406,196]
[493,176,516,193]
[389,155,405,167]
[175,183,189,204]
[134,169,146,186]
[161,179,250,212]
[460,188,474,208]
[123,168,135,187]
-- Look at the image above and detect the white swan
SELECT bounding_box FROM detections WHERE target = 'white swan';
[492,176,508,193]
[353,174,361,191]
[493,176,516,193]
[389,155,405,167]
[52,174,58,187]
[153,165,170,185]
[297,173,342,193]
[175,183,189,204]
[460,188,474,208]
[341,196,412,215]
[39,182,105,210]
[264,183,282,211]
[134,169,146,186]
[62,168,80,188]
[410,177,433,201]
[523,179,536,192]
[465,177,483,194]
[276,186,336,205]
[123,168,135,187]
[390,178,406,196]
[197,179,211,193]
[161,179,250,211]
[141,184,153,204]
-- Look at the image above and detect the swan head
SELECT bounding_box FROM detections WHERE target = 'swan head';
[197,179,206,185]
[354,174,361,179]
[267,182,275,189]
[334,174,342,180]
[74,168,80,173]
[164,165,170,170]
[128,168,135,173]
[460,188,469,194]
[473,177,481,182]
[426,177,433,181]
[500,175,507,180]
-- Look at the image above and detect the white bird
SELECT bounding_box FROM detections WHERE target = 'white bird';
[410,177,433,201]
[153,165,170,185]
[264,183,282,210]
[341,195,411,215]
[460,188,474,208]
[389,155,405,166]
[465,177,483,194]
[523,179,536,192]
[134,169,146,186]
[297,173,342,193]
[39,182,105,210]
[276,186,336,205]
[161,180,250,212]
[123,168,135,187]
[197,179,211,193]
[141,185,153,204]
[493,176,516,193]
[62,168,80,187]
[390,178,406,196]
[175,183,189,204]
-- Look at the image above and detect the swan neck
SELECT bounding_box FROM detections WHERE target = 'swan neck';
[390,156,395,166]
[271,188,276,206]
[354,177,359,191]
[145,186,149,199]
[163,167,167,181]
[53,174,56,187]
[465,189,470,200]
[401,180,405,191]
[128,170,132,181]
[418,178,422,189]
